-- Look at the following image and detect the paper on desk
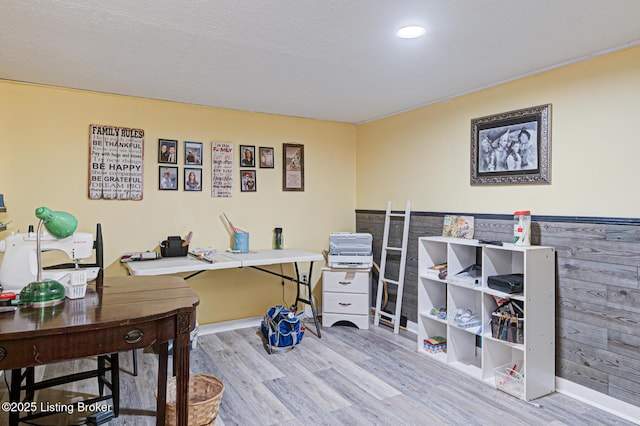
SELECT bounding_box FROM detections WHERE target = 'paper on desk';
[191,248,217,263]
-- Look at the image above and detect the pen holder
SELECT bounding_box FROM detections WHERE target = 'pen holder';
[233,232,249,253]
[491,312,524,344]
[160,236,188,257]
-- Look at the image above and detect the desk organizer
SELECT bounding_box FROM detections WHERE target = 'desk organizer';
[491,313,524,344]
[160,236,188,257]
[233,232,249,253]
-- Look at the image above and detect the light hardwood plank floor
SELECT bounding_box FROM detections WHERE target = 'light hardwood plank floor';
[0,321,636,425]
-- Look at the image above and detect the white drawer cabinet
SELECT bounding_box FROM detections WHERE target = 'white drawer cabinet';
[322,267,371,329]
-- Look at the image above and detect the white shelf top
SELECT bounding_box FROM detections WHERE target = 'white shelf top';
[420,236,554,252]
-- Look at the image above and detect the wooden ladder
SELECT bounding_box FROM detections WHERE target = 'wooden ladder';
[373,200,411,334]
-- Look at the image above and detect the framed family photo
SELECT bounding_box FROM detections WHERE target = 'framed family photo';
[239,145,255,167]
[470,104,551,185]
[184,168,202,191]
[259,146,274,168]
[159,166,178,190]
[283,143,304,191]
[184,141,203,166]
[240,170,257,192]
[158,139,178,164]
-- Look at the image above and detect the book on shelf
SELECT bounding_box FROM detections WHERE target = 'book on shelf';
[442,215,475,239]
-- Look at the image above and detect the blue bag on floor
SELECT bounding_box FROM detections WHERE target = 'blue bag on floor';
[261,305,304,353]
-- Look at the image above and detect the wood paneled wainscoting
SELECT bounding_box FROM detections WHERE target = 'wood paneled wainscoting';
[356,210,640,410]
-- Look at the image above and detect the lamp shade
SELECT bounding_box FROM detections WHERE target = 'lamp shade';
[35,207,77,238]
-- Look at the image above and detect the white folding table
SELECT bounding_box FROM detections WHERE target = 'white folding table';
[125,249,324,337]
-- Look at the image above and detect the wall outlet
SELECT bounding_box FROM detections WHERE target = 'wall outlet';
[301,273,308,284]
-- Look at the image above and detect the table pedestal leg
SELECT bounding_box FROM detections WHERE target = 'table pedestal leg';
[174,312,193,426]
[156,342,168,426]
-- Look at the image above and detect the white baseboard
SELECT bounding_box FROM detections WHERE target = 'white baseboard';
[198,317,262,336]
[556,377,640,425]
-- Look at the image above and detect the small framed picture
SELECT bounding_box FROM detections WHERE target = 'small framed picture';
[240,170,257,192]
[159,166,178,190]
[158,139,178,164]
[184,168,202,191]
[259,147,275,168]
[239,145,255,167]
[184,141,203,166]
[283,143,304,191]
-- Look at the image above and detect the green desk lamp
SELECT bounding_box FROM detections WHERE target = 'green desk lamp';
[20,207,78,307]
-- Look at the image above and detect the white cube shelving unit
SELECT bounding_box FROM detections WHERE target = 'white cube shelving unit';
[417,236,555,401]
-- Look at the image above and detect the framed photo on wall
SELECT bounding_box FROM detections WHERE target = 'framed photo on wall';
[283,143,304,191]
[184,168,202,191]
[184,141,203,165]
[158,139,178,164]
[239,145,255,167]
[240,170,257,192]
[470,104,551,185]
[259,146,274,168]
[159,166,178,190]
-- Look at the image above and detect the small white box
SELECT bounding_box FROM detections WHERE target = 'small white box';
[64,270,88,299]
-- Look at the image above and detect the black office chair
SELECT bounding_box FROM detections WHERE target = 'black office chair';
[9,224,120,423]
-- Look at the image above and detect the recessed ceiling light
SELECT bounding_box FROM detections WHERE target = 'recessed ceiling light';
[396,25,426,39]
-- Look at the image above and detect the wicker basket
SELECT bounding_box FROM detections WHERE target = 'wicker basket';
[162,374,224,425]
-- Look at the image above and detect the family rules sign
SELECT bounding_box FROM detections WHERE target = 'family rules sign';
[89,124,144,200]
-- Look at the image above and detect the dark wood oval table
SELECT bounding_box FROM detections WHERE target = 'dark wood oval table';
[0,275,199,426]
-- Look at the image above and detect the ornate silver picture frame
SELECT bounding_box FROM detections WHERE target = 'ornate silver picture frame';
[471,104,551,185]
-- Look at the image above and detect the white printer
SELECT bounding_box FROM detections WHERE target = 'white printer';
[328,232,373,269]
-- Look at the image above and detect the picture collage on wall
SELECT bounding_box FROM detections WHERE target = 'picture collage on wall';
[87,123,304,200]
[156,139,301,195]
[158,139,203,191]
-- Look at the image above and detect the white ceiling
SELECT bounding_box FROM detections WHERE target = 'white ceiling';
[1,1,640,124]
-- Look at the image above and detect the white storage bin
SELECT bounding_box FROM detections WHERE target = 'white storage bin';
[64,270,88,299]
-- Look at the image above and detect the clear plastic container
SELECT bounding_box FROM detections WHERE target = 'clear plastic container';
[513,210,531,246]
[495,361,524,398]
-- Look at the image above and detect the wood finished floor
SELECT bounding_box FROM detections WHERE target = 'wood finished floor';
[0,321,636,425]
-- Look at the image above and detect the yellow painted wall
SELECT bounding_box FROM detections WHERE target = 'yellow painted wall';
[3,44,639,324]
[356,45,640,217]
[0,82,356,324]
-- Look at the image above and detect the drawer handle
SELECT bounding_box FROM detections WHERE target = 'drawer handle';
[124,329,144,344]
[338,281,352,285]
[339,302,352,306]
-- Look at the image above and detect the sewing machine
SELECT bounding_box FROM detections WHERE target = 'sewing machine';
[0,230,99,292]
